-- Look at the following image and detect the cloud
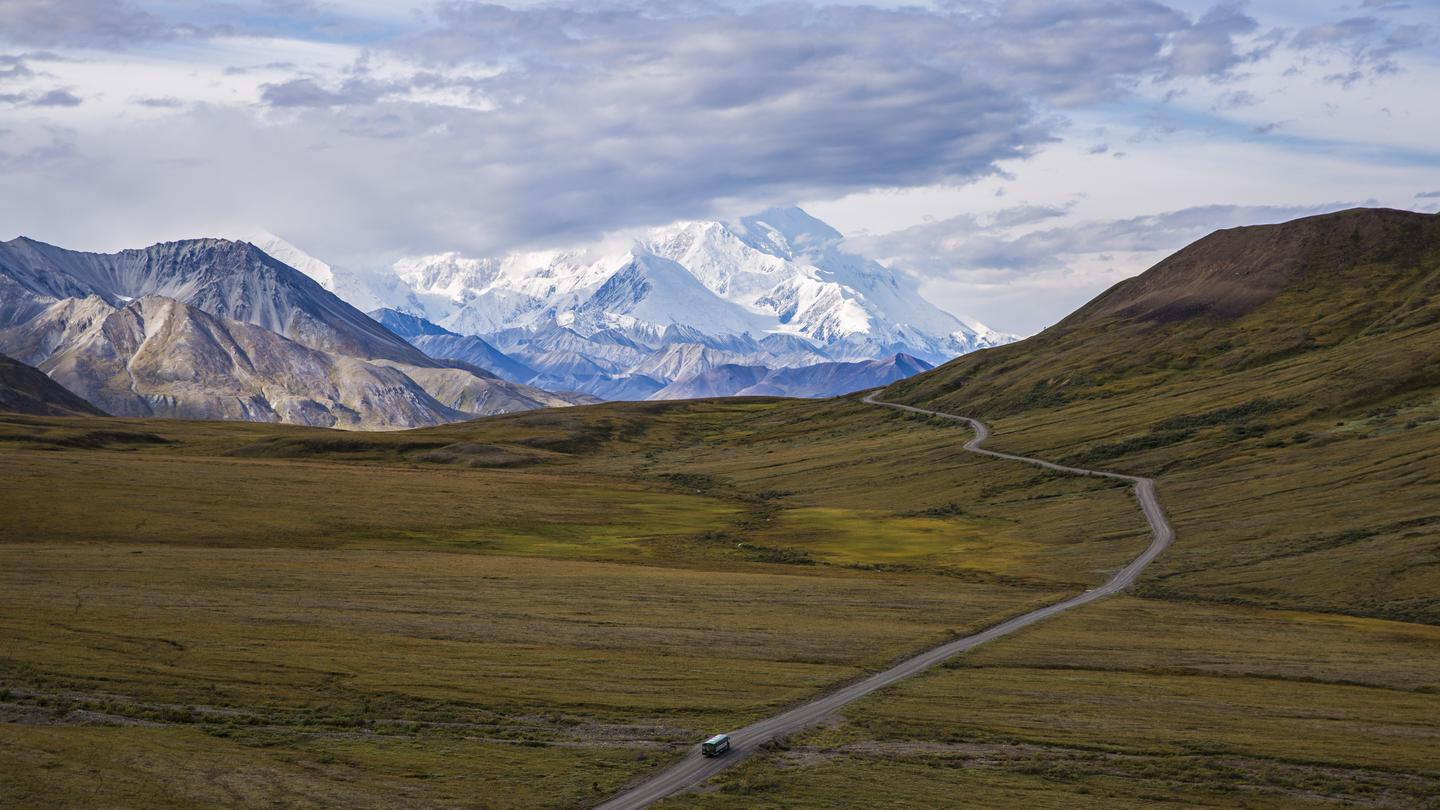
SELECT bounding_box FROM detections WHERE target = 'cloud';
[1416,191,1440,199]
[1213,89,1261,110]
[0,0,1431,290]
[134,96,185,108]
[1251,121,1285,135]
[29,88,81,107]
[0,126,79,170]
[1290,14,1434,84]
[215,1,1256,253]
[1165,2,1259,78]
[1293,16,1385,50]
[260,77,384,107]
[867,201,1366,274]
[0,0,172,49]
[987,203,1074,229]
[0,54,33,80]
[0,87,83,107]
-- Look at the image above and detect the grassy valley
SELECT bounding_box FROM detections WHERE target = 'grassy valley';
[0,397,1146,808]
[3,208,1438,808]
[664,209,1440,806]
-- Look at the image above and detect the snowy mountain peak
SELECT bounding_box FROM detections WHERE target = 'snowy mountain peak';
[234,207,1013,401]
[731,206,843,259]
[238,231,336,289]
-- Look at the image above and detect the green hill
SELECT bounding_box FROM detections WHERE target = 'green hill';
[885,207,1440,622]
[889,207,1440,419]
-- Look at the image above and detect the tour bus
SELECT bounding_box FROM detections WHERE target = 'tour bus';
[701,734,731,757]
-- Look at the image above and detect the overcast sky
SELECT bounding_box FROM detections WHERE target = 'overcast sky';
[1,0,1436,334]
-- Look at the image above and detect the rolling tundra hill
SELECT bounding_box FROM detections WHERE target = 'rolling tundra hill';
[649,209,1440,804]
[0,353,106,417]
[884,206,1440,621]
[888,207,1440,419]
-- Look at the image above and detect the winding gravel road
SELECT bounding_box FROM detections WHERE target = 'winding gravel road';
[592,394,1174,810]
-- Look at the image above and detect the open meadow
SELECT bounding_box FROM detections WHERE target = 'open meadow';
[0,398,1147,808]
[4,293,1437,807]
[663,220,1440,807]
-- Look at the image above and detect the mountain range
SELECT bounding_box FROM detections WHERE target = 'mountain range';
[252,207,1011,400]
[0,207,994,426]
[0,237,589,428]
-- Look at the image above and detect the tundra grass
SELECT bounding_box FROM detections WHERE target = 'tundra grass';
[0,725,647,810]
[0,544,1058,724]
[0,398,1151,585]
[665,597,1440,809]
[884,253,1440,622]
[4,348,1436,808]
[0,399,1142,808]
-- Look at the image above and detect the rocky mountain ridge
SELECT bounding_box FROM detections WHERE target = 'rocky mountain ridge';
[0,237,590,427]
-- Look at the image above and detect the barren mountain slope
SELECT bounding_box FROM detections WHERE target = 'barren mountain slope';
[0,353,106,417]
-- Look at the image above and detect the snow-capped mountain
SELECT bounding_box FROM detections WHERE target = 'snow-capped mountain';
[380,207,1009,364]
[239,231,424,316]
[232,208,1013,401]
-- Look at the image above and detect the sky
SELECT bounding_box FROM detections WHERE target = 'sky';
[0,0,1437,334]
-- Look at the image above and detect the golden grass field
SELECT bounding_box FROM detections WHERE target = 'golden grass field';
[2,335,1437,809]
[662,597,1440,808]
[0,398,1149,808]
[661,219,1440,807]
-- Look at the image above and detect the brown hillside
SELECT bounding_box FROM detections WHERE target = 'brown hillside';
[881,206,1440,624]
[1071,207,1438,324]
[886,207,1440,419]
[0,353,106,417]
